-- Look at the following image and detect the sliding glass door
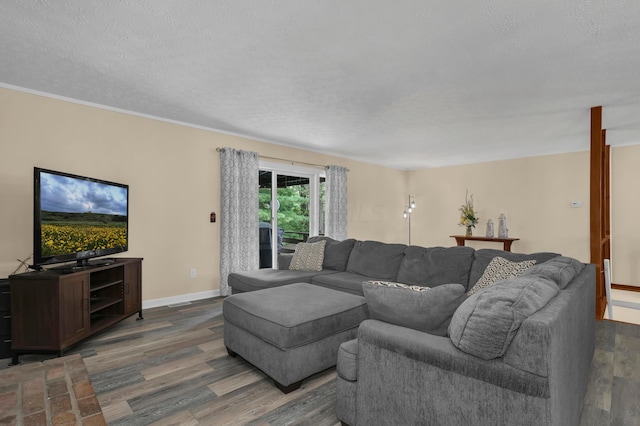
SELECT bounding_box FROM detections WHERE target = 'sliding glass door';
[258,162,325,268]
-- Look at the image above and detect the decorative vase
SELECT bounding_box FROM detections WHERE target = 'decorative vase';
[485,219,494,238]
[466,225,473,237]
[498,214,508,238]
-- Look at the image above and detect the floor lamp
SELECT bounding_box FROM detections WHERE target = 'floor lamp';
[402,195,416,245]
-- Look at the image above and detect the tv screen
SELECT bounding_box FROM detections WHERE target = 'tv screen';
[33,167,129,268]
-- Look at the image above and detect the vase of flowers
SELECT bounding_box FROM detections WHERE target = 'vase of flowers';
[459,190,479,236]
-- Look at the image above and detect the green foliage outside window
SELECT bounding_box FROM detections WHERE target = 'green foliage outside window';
[259,185,309,239]
[258,178,326,240]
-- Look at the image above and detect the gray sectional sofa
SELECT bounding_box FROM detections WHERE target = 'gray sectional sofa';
[229,238,485,296]
[227,237,596,426]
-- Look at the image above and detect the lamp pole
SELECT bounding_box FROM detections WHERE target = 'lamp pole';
[403,195,416,245]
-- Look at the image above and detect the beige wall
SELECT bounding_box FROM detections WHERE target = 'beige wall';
[0,87,405,302]
[2,87,638,303]
[407,147,640,288]
[406,153,591,260]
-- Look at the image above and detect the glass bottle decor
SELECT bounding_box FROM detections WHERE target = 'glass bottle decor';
[485,219,494,238]
[498,214,508,238]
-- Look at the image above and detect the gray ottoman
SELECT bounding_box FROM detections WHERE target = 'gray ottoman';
[223,282,369,393]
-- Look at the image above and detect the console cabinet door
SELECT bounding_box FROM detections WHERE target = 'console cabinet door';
[59,275,90,348]
[123,261,141,316]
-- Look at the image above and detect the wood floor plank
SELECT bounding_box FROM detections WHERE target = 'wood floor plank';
[110,385,217,426]
[97,362,215,409]
[207,369,266,396]
[148,409,200,426]
[196,336,226,353]
[87,321,174,343]
[100,400,133,423]
[193,368,336,425]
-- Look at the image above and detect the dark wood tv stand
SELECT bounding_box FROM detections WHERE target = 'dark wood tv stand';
[9,257,142,365]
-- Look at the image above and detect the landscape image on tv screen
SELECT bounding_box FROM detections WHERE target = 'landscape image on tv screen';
[40,172,128,257]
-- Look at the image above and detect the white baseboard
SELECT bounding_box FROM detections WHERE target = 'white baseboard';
[142,290,222,310]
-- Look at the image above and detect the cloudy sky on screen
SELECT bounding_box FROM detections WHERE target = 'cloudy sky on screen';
[41,172,127,216]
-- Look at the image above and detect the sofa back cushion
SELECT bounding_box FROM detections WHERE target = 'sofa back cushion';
[346,240,407,280]
[448,275,560,360]
[307,236,356,271]
[467,249,560,292]
[363,281,467,337]
[396,246,475,288]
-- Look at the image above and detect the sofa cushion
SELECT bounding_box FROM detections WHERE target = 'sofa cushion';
[397,246,475,287]
[521,255,585,290]
[467,249,560,292]
[467,256,536,296]
[229,269,338,293]
[307,236,357,271]
[363,281,467,337]
[310,271,375,296]
[448,275,560,360]
[346,240,407,280]
[289,240,326,271]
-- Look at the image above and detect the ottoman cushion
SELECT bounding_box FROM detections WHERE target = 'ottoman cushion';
[223,283,369,350]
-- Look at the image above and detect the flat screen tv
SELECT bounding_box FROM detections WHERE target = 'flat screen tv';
[33,167,129,269]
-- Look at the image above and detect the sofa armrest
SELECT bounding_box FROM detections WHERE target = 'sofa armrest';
[355,320,556,425]
[278,253,294,270]
[358,319,549,397]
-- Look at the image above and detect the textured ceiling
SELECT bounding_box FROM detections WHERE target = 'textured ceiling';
[1,1,640,169]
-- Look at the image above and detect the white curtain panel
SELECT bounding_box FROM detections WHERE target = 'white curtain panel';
[325,165,348,240]
[219,148,259,296]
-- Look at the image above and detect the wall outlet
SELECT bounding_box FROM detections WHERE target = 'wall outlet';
[190,268,197,278]
[570,201,583,208]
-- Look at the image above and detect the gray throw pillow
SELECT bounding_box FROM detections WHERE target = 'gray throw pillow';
[307,236,356,271]
[289,240,326,271]
[362,281,467,337]
[521,256,585,289]
[449,275,559,360]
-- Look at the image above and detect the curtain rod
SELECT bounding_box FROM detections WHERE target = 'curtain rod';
[216,147,348,171]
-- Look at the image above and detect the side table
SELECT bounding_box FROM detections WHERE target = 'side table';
[450,235,519,252]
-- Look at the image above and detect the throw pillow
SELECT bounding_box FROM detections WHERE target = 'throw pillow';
[362,281,467,337]
[521,256,585,290]
[289,240,326,272]
[307,236,357,271]
[448,275,559,360]
[467,249,560,291]
[467,256,536,296]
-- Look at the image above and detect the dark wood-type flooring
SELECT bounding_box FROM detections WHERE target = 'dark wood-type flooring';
[1,297,639,425]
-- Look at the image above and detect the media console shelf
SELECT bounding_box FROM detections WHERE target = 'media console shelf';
[9,257,142,365]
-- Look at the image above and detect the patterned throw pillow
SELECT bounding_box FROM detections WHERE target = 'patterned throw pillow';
[367,281,430,292]
[289,240,326,272]
[467,256,536,295]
